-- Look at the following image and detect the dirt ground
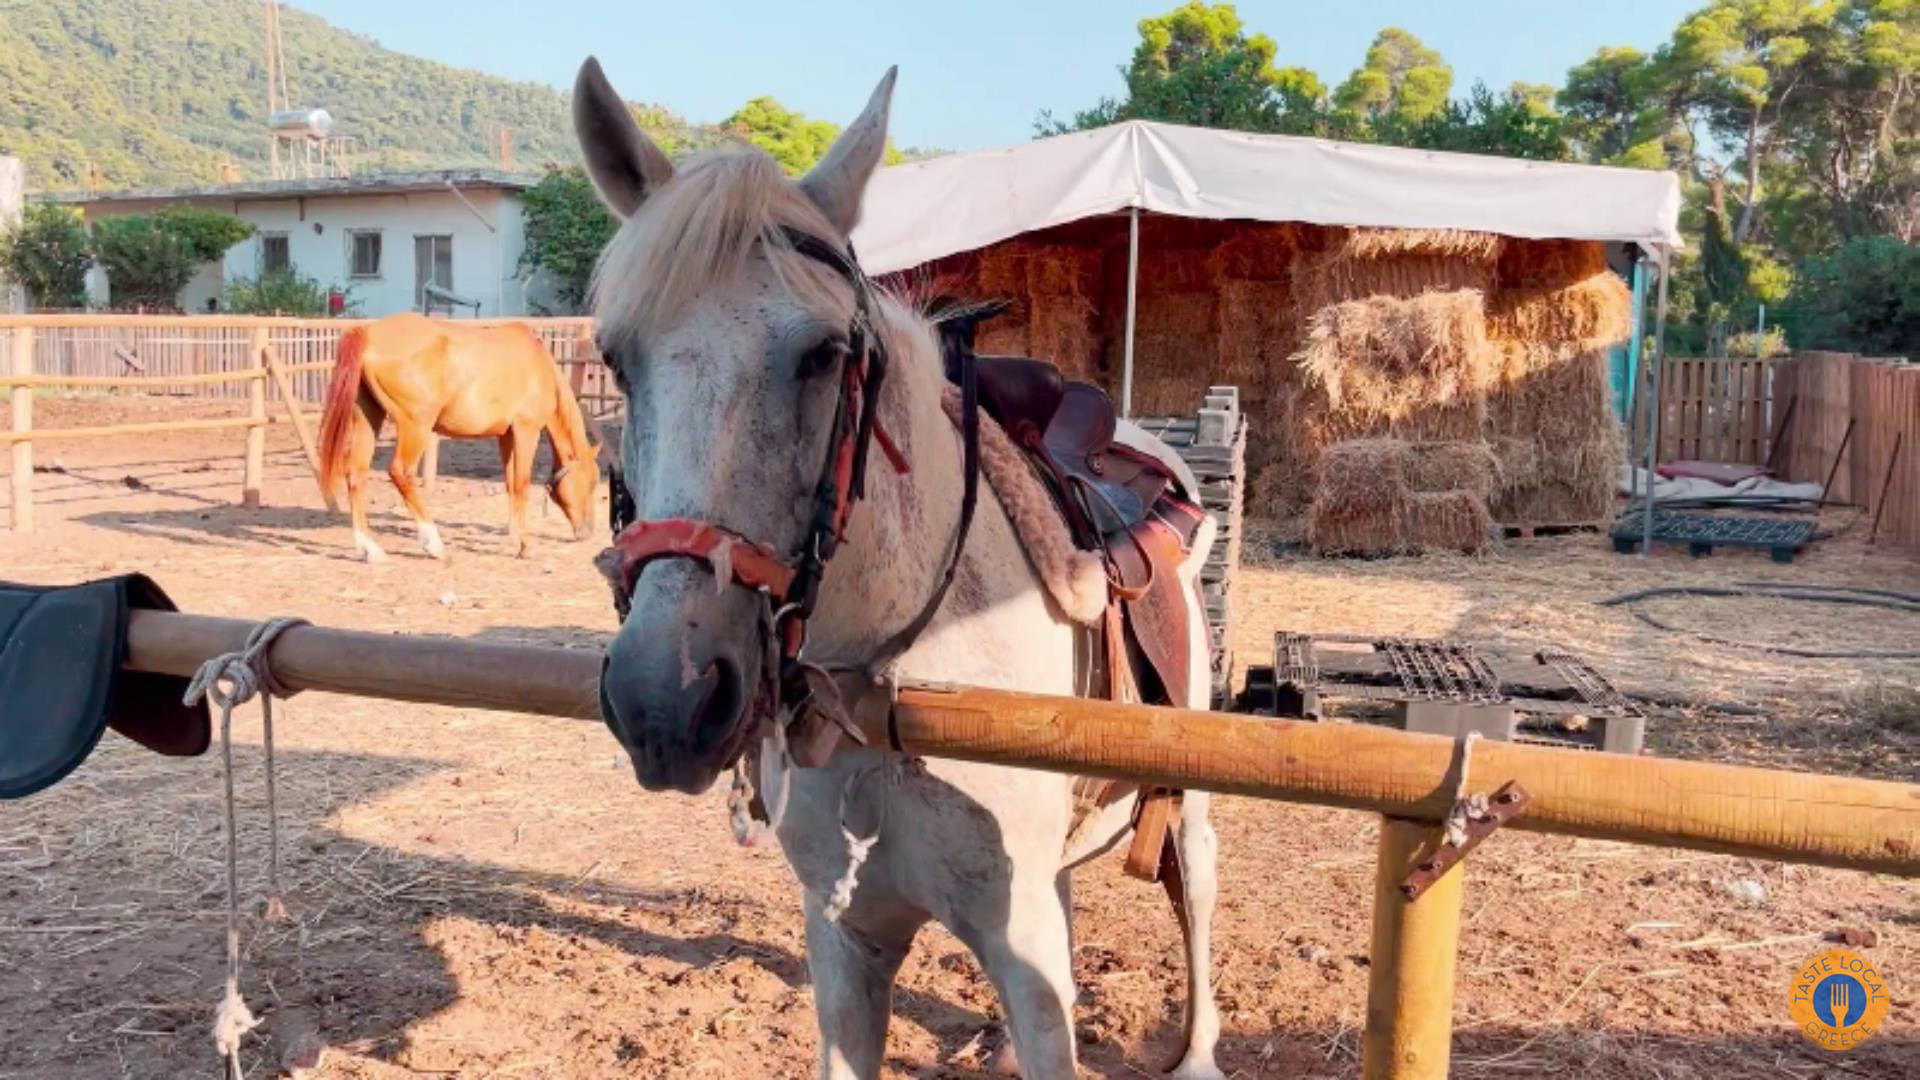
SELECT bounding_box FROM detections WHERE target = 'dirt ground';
[1,395,1915,1079]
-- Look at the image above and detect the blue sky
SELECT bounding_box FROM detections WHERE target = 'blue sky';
[299,1,1704,152]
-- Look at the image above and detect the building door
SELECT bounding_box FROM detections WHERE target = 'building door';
[413,234,453,309]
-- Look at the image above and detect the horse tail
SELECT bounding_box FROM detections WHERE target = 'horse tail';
[316,326,369,512]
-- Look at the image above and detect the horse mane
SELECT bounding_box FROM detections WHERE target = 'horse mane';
[589,150,854,348]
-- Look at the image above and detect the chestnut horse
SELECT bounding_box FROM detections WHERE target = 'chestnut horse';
[315,313,600,561]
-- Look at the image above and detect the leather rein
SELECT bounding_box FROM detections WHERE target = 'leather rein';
[604,226,981,741]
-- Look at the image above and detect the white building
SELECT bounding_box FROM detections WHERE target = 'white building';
[1,156,24,313]
[48,170,562,317]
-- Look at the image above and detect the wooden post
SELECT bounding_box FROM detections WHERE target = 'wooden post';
[8,327,33,533]
[243,328,268,508]
[1362,818,1464,1080]
[261,343,322,481]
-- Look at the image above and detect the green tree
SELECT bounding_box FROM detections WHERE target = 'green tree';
[1035,2,1326,135]
[1557,46,1678,167]
[0,203,92,309]
[1371,82,1571,161]
[1334,28,1454,124]
[92,207,251,310]
[1783,234,1920,352]
[518,165,617,312]
[723,97,905,174]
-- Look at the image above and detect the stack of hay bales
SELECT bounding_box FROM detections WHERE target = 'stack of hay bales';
[1306,439,1499,554]
[1483,240,1632,525]
[923,240,1106,383]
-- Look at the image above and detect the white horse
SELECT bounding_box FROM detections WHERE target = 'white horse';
[578,57,1224,1080]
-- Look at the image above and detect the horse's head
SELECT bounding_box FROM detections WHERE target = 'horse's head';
[575,56,899,794]
[547,437,600,541]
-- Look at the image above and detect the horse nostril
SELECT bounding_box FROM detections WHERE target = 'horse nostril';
[687,657,745,750]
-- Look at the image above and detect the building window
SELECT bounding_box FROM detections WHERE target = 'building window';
[348,230,382,278]
[413,234,453,307]
[261,233,290,274]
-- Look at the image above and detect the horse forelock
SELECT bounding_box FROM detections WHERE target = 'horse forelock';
[589,150,854,349]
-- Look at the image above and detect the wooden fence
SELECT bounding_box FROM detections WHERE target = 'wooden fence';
[0,313,618,419]
[1632,356,1776,465]
[0,314,621,533]
[1628,351,1917,549]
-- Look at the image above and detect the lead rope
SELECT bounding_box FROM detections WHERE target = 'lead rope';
[181,616,309,1080]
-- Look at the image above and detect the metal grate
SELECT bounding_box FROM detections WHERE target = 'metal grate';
[1536,647,1632,712]
[1378,638,1503,703]
[1611,510,1816,549]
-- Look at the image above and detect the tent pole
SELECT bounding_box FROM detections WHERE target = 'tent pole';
[1623,254,1648,506]
[1641,244,1671,559]
[1121,206,1140,418]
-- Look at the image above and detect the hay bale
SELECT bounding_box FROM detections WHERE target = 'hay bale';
[1295,291,1496,421]
[1307,498,1408,555]
[1338,228,1505,263]
[1293,252,1496,311]
[1027,244,1100,295]
[1497,238,1609,288]
[1405,491,1493,553]
[1316,440,1409,513]
[1211,223,1302,279]
[1486,271,1632,353]
[1486,349,1624,524]
[1405,441,1502,496]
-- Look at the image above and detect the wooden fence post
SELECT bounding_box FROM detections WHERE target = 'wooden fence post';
[1361,817,1464,1080]
[8,327,33,533]
[242,328,268,508]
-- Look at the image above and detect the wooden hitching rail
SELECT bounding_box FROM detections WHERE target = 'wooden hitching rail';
[120,608,1918,1079]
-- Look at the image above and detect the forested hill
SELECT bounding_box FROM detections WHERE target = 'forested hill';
[0,0,593,190]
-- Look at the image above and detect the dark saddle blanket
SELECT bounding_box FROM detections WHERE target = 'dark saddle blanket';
[0,574,209,799]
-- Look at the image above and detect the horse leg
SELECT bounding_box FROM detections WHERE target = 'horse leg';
[347,392,387,563]
[803,895,919,1080]
[386,420,445,561]
[1160,792,1224,1079]
[959,871,1079,1080]
[502,424,537,557]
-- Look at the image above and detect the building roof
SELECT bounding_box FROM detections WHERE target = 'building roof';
[43,169,538,207]
[850,120,1683,275]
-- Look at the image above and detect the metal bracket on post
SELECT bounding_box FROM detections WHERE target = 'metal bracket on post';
[1400,781,1528,901]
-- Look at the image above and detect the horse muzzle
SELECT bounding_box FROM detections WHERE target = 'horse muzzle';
[599,564,761,795]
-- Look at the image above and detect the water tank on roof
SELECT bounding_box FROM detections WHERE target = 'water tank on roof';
[268,108,333,138]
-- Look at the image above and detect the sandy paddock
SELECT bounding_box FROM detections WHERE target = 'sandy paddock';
[1,395,1915,1078]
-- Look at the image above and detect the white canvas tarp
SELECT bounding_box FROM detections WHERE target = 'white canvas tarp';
[853,120,1683,275]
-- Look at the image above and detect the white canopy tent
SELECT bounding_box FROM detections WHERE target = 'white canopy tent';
[851,120,1685,552]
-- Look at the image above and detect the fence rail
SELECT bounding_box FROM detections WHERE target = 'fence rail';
[0,313,615,418]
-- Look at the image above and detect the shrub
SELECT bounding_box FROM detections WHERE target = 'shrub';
[93,208,252,310]
[223,269,358,316]
[0,204,93,309]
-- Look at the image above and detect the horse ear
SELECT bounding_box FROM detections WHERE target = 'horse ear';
[572,57,674,218]
[799,66,897,235]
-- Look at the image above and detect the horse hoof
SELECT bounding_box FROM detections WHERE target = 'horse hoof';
[361,547,387,564]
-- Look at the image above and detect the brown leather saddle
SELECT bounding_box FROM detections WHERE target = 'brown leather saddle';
[968,350,1205,881]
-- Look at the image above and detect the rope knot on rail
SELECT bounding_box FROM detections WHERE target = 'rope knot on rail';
[1444,730,1486,848]
[182,615,309,1078]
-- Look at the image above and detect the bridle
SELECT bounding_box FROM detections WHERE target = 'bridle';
[603,226,981,741]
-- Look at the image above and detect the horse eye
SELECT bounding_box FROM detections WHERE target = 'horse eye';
[797,338,848,379]
[599,348,631,394]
